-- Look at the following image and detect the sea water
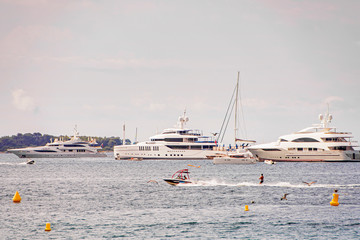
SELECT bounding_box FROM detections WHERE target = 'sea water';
[0,153,359,239]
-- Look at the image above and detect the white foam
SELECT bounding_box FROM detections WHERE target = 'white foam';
[237,182,360,188]
[178,178,238,187]
[177,180,360,188]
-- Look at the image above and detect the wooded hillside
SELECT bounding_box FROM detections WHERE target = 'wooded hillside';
[0,133,129,152]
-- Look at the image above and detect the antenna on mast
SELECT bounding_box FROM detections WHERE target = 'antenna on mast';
[320,103,332,128]
[178,108,189,129]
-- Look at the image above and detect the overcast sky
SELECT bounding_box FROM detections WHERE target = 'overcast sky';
[1,0,359,145]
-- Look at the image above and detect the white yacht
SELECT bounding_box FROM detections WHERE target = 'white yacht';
[114,111,217,160]
[248,111,360,162]
[8,127,107,158]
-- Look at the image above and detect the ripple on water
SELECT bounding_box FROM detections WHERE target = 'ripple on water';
[0,156,360,239]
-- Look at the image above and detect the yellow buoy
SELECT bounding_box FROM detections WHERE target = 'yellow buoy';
[45,223,52,232]
[12,191,21,203]
[330,190,339,206]
[244,205,249,211]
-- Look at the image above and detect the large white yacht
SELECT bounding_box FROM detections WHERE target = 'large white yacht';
[8,127,107,158]
[248,111,360,162]
[114,112,217,160]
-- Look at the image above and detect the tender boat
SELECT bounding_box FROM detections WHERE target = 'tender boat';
[7,126,107,158]
[264,160,275,165]
[26,159,35,164]
[248,110,360,162]
[213,150,256,164]
[114,111,217,160]
[163,169,193,186]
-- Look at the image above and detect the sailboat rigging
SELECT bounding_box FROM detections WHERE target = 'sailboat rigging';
[211,72,256,164]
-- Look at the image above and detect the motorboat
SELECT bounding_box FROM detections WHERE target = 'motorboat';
[8,126,107,158]
[26,159,35,164]
[264,160,275,165]
[114,111,217,160]
[213,150,256,164]
[248,110,360,162]
[163,169,193,186]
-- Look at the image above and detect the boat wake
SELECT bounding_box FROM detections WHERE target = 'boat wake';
[175,179,238,187]
[238,182,360,188]
[0,162,27,165]
[177,180,360,188]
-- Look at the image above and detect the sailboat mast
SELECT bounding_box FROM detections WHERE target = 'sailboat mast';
[234,71,240,143]
[123,123,126,145]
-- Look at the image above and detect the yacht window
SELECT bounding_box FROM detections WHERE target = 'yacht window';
[262,149,281,151]
[297,148,303,151]
[64,144,85,147]
[164,138,183,142]
[34,150,57,152]
[323,137,347,142]
[280,139,288,142]
[166,145,190,149]
[292,138,319,142]
[330,146,347,151]
[202,145,213,149]
[163,131,176,134]
[190,146,202,150]
[185,138,198,142]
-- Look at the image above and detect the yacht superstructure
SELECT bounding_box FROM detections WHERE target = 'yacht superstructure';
[114,112,216,160]
[8,127,107,158]
[248,112,360,162]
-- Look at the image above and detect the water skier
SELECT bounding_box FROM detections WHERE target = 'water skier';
[259,174,264,184]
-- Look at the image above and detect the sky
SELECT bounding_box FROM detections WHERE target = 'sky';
[1,0,359,145]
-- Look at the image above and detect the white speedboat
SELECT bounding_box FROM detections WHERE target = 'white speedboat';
[26,159,35,164]
[213,150,256,164]
[114,111,217,160]
[8,127,107,158]
[248,111,360,162]
[264,160,275,165]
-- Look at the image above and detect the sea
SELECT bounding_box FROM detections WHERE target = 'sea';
[1,153,359,239]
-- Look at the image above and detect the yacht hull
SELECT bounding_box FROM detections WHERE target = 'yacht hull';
[249,149,360,162]
[163,179,192,185]
[114,145,214,160]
